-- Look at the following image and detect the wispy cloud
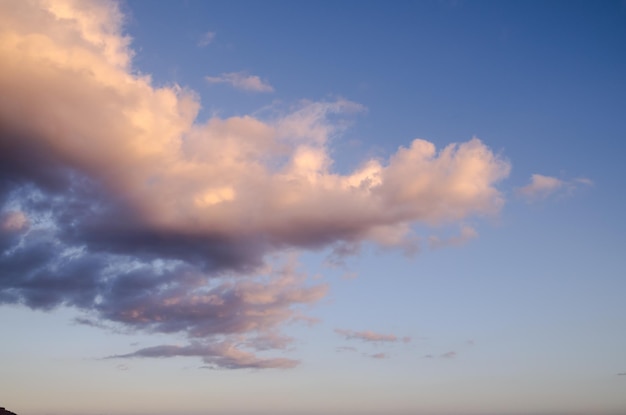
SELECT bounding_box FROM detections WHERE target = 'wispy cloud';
[369,352,387,359]
[517,174,592,201]
[335,329,411,343]
[429,225,478,250]
[0,0,511,369]
[205,71,274,92]
[109,342,298,370]
[198,31,215,47]
[424,351,457,359]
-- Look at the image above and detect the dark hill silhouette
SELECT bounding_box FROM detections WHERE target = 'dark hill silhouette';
[0,407,17,415]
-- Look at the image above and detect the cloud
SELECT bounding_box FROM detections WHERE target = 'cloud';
[369,352,387,359]
[335,329,411,343]
[109,342,298,370]
[423,351,457,359]
[517,174,592,201]
[0,0,510,368]
[205,72,274,92]
[517,174,564,199]
[428,225,478,250]
[198,31,215,47]
[326,241,361,267]
[336,346,357,353]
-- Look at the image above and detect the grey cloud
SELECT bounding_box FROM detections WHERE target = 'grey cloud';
[111,342,299,370]
[205,72,274,93]
[335,328,410,343]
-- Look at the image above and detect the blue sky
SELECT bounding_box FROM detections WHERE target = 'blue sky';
[1,1,625,415]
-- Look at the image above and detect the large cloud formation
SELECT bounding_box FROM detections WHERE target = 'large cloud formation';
[0,0,510,368]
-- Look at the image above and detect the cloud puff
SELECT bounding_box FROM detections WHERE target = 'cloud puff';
[335,329,411,343]
[517,174,564,199]
[0,0,509,368]
[517,174,592,201]
[205,72,274,92]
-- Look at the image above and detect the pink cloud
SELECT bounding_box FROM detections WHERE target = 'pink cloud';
[517,174,564,199]
[517,174,592,201]
[0,0,510,369]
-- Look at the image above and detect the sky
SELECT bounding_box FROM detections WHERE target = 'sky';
[1,1,625,414]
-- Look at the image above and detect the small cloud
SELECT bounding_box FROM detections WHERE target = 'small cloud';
[440,351,456,359]
[517,174,564,200]
[198,31,215,47]
[205,71,274,93]
[73,317,109,330]
[334,328,410,343]
[423,354,434,359]
[517,174,592,201]
[466,339,475,346]
[336,346,357,353]
[617,372,626,376]
[116,363,129,371]
[369,352,387,359]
